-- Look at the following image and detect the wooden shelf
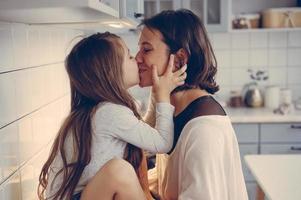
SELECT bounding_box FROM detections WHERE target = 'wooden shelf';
[230,27,301,33]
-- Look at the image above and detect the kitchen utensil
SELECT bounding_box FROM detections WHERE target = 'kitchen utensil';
[264,85,280,109]
[243,82,264,108]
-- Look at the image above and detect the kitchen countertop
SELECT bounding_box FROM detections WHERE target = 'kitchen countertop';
[245,155,301,200]
[224,107,301,123]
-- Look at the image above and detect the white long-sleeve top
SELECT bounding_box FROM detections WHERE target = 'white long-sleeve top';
[46,102,174,198]
[159,116,248,200]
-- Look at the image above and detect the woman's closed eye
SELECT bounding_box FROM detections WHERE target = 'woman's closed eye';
[144,48,152,54]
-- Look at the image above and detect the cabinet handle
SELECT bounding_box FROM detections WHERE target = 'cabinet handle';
[134,12,144,18]
[290,146,301,151]
[290,125,301,129]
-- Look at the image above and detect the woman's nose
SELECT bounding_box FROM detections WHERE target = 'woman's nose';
[135,51,143,63]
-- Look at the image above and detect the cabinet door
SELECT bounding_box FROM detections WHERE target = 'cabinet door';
[101,0,120,12]
[233,124,259,144]
[240,144,258,181]
[261,144,301,154]
[121,0,144,22]
[182,0,229,32]
[144,0,181,19]
[261,123,301,143]
[246,182,258,200]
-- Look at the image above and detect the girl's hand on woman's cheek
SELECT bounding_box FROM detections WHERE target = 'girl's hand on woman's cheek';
[152,54,187,103]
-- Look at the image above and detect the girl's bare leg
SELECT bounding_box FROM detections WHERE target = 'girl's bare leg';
[80,159,146,200]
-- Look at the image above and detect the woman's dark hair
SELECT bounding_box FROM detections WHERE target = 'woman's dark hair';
[38,32,144,200]
[140,9,219,94]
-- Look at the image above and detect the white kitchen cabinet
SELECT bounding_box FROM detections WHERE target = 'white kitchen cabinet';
[144,0,181,19]
[261,123,301,143]
[246,182,258,200]
[239,144,258,181]
[182,0,230,32]
[234,121,301,200]
[233,123,259,199]
[0,0,120,24]
[261,144,301,154]
[0,0,145,30]
[233,124,259,143]
[143,0,229,32]
[121,0,144,23]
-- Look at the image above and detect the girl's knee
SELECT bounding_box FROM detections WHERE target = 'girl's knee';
[102,159,137,181]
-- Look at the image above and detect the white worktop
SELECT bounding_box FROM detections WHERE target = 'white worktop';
[245,155,301,200]
[224,107,301,123]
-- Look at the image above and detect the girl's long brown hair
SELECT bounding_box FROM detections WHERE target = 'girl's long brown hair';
[38,32,144,200]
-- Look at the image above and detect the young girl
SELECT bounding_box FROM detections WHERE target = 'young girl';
[38,32,186,200]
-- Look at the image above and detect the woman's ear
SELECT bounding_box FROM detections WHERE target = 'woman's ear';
[175,48,188,69]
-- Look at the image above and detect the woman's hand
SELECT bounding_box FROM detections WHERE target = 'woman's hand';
[152,54,187,103]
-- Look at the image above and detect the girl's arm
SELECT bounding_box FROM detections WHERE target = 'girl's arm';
[97,102,174,154]
[143,90,156,128]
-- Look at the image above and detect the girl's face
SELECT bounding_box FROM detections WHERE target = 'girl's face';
[135,27,170,87]
[121,40,140,89]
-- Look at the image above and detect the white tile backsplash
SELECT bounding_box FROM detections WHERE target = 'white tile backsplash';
[28,27,43,67]
[268,67,287,86]
[0,123,19,184]
[289,85,301,100]
[15,69,33,118]
[231,68,251,86]
[0,171,21,200]
[215,50,231,68]
[288,31,301,47]
[250,49,268,67]
[207,30,301,102]
[231,33,249,49]
[268,49,287,67]
[0,23,14,73]
[250,32,268,48]
[217,68,231,86]
[287,67,301,85]
[0,73,17,128]
[231,50,249,68]
[212,33,231,50]
[0,20,81,199]
[268,32,287,48]
[287,48,301,66]
[11,23,29,70]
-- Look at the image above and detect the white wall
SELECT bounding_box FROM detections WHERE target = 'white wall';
[0,22,83,199]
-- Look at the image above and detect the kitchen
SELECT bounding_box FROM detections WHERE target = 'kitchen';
[0,0,301,200]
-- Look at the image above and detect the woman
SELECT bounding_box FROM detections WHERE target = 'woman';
[38,32,186,200]
[136,9,248,200]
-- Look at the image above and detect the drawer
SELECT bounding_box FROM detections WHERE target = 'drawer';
[233,124,259,143]
[261,123,301,143]
[261,144,301,154]
[239,144,258,181]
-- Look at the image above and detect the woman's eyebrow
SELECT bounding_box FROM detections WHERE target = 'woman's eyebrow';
[140,41,152,46]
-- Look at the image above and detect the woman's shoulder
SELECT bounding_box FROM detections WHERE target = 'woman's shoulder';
[180,116,231,145]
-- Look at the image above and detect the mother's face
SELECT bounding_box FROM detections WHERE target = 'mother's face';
[136,27,170,87]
